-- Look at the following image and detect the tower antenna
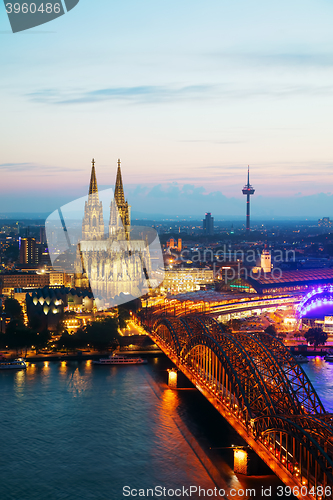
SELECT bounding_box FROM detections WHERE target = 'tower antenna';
[242,165,255,231]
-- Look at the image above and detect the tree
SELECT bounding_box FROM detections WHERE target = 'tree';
[4,298,23,322]
[32,329,51,353]
[265,324,277,336]
[57,330,84,352]
[2,319,36,355]
[117,307,131,329]
[85,317,120,350]
[304,327,327,347]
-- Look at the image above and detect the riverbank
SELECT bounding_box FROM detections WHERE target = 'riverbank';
[0,348,163,362]
[290,345,333,355]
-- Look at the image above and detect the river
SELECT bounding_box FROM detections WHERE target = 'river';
[0,355,328,500]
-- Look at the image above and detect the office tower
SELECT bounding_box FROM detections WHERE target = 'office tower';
[203,213,214,235]
[19,237,37,264]
[39,226,46,244]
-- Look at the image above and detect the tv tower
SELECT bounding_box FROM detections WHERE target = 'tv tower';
[242,166,255,231]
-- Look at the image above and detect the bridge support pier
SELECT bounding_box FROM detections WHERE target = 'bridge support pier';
[233,448,250,475]
[167,368,178,388]
[233,447,263,476]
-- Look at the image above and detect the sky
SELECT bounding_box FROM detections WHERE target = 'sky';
[1,0,333,218]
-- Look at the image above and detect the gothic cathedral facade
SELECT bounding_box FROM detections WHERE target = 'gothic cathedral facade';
[75,159,151,304]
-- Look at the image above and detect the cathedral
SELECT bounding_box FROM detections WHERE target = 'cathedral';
[75,159,152,305]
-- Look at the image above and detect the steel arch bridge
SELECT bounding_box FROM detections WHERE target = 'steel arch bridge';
[147,315,333,500]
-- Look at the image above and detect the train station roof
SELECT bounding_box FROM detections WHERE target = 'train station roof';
[166,291,257,303]
[247,268,333,293]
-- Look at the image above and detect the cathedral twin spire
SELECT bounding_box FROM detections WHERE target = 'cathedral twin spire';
[83,158,131,241]
[88,158,98,195]
[114,158,131,238]
[115,159,125,206]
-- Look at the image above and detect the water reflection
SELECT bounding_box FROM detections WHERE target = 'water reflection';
[14,369,25,397]
[66,367,92,396]
[60,361,67,374]
[161,388,179,414]
[302,357,333,411]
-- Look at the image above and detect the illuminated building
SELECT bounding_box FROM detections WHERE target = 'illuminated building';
[166,238,182,251]
[19,237,37,264]
[49,271,64,286]
[75,159,151,303]
[148,289,300,320]
[26,287,95,331]
[242,166,255,231]
[62,316,84,333]
[159,268,214,294]
[0,270,74,297]
[260,246,272,273]
[49,271,74,287]
[0,272,49,296]
[167,238,175,248]
[318,217,332,227]
[39,227,46,244]
[248,246,272,276]
[203,213,214,235]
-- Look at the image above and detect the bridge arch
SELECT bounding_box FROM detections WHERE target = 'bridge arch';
[205,316,324,416]
[148,314,333,495]
[254,415,333,489]
[297,286,333,320]
[256,332,325,415]
[183,316,324,416]
[180,332,279,419]
[153,317,182,354]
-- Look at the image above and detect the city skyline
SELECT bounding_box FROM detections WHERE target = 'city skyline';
[1,159,333,219]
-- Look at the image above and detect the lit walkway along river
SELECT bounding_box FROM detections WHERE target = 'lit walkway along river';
[0,356,328,500]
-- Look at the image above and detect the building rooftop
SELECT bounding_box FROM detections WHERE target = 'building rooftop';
[166,290,257,303]
[248,268,333,293]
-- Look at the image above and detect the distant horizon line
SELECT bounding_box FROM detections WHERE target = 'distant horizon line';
[0,212,330,222]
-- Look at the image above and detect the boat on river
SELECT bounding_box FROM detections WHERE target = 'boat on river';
[0,358,27,370]
[324,350,333,362]
[93,353,147,365]
[293,354,309,364]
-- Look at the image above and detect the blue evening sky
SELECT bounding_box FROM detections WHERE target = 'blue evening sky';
[1,0,333,217]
